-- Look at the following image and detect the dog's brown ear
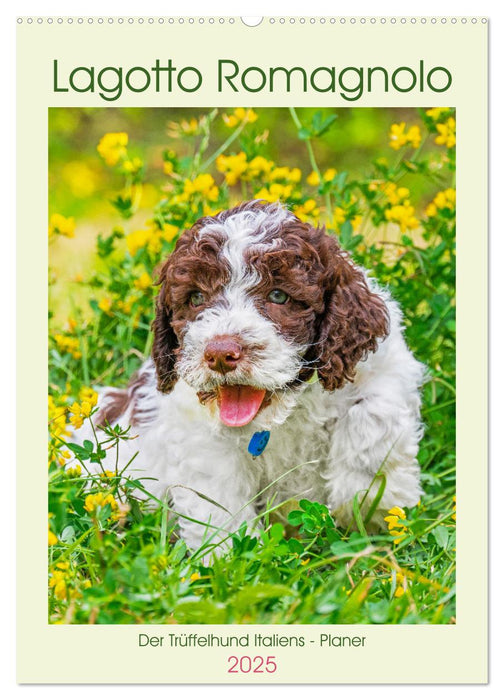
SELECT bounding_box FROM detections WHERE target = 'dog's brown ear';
[151,261,179,393]
[315,236,389,391]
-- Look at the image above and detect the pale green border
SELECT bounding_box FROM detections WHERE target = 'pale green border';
[17,17,487,683]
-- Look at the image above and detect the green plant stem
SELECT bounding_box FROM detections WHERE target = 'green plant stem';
[288,107,333,219]
[200,116,250,172]
[192,108,218,174]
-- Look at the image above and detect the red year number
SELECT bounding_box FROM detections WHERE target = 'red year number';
[227,655,277,673]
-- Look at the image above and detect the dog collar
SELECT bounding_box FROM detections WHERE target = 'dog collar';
[248,430,270,457]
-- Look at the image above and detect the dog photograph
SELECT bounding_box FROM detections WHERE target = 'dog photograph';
[48,107,456,624]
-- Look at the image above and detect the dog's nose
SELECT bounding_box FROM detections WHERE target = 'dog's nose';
[204,337,243,374]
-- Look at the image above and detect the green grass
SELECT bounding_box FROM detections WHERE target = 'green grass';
[48,106,456,625]
[49,454,455,624]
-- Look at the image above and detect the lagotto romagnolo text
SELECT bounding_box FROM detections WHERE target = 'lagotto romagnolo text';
[52,58,453,102]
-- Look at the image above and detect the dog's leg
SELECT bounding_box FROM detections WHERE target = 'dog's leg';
[169,456,259,558]
[324,393,423,532]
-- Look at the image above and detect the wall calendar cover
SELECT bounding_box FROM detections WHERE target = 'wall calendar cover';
[17,14,487,684]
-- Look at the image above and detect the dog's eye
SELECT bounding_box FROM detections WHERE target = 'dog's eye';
[189,291,205,307]
[268,289,289,305]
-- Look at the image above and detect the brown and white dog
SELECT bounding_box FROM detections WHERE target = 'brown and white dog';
[76,200,424,554]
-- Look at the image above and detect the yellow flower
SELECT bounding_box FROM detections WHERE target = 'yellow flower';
[382,182,396,202]
[99,471,116,481]
[62,161,97,198]
[222,108,258,127]
[66,464,82,478]
[162,223,179,242]
[126,223,178,258]
[79,387,98,408]
[254,187,273,201]
[306,171,320,186]
[352,215,363,231]
[333,207,346,226]
[435,117,456,148]
[247,156,274,179]
[254,183,293,202]
[181,118,200,134]
[183,173,219,201]
[49,571,67,599]
[122,157,143,175]
[384,507,408,545]
[389,123,422,150]
[49,562,70,600]
[190,572,201,582]
[150,555,169,575]
[425,202,438,218]
[48,395,70,440]
[49,213,76,239]
[385,204,420,232]
[269,166,301,183]
[168,118,201,138]
[126,229,150,256]
[147,230,163,256]
[116,298,133,314]
[426,107,451,122]
[389,122,408,150]
[98,297,113,315]
[381,182,410,206]
[84,492,118,515]
[323,168,337,182]
[293,199,320,222]
[203,203,221,217]
[329,206,362,232]
[425,188,456,218]
[53,333,81,360]
[163,161,174,175]
[68,399,95,430]
[236,107,258,123]
[134,272,152,291]
[48,395,58,416]
[452,495,456,522]
[288,167,302,183]
[388,569,408,597]
[222,114,239,128]
[57,450,71,467]
[269,166,289,181]
[68,402,84,430]
[216,152,248,186]
[97,132,128,166]
[48,515,58,546]
[406,125,421,149]
[434,188,456,210]
[388,506,406,518]
[273,184,293,198]
[80,401,93,418]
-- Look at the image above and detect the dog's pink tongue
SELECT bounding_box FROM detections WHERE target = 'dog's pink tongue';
[218,386,266,427]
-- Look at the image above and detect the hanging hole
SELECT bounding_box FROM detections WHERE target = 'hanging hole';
[241,16,263,27]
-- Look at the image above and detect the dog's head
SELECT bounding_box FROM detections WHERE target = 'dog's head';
[152,201,388,427]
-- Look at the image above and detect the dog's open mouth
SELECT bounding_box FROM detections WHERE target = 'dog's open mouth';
[197,385,270,427]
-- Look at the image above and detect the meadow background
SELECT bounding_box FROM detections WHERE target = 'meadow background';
[48,107,456,624]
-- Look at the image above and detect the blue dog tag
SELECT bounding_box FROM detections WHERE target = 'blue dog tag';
[248,430,270,457]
